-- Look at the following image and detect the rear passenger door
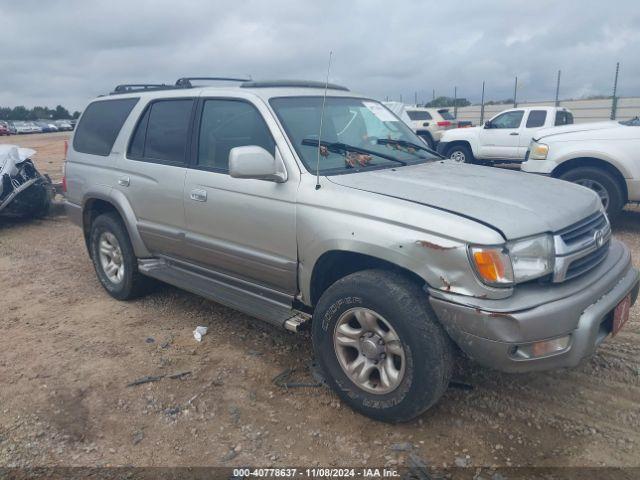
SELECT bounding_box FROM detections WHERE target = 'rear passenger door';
[518,109,548,159]
[115,97,196,258]
[182,98,298,295]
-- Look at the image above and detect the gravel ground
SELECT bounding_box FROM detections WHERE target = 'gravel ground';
[1,133,639,472]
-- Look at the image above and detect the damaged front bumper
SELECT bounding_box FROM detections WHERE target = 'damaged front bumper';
[0,145,53,218]
[429,239,640,372]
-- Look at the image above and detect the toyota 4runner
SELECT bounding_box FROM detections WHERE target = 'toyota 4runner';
[64,78,639,422]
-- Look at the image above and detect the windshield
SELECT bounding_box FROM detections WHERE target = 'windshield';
[270,96,439,175]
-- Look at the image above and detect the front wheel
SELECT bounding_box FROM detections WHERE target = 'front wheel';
[312,270,454,423]
[446,144,474,164]
[559,167,625,220]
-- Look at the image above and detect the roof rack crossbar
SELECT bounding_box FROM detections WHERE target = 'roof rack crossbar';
[111,84,176,95]
[175,76,252,88]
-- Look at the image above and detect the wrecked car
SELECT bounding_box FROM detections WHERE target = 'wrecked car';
[0,145,53,218]
[64,78,640,422]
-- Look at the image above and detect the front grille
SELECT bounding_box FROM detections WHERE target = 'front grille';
[558,212,608,248]
[553,212,611,282]
[564,240,610,281]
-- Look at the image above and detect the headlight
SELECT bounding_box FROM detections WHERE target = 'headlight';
[470,234,554,286]
[529,141,549,160]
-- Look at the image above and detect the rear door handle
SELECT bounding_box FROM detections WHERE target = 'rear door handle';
[190,188,207,202]
[509,132,519,136]
[118,176,130,187]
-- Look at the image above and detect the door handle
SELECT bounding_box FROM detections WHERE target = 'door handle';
[118,176,130,187]
[509,132,519,136]
[190,189,207,202]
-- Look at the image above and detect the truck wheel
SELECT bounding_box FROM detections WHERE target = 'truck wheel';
[312,269,454,423]
[559,167,624,220]
[89,212,152,300]
[446,144,473,164]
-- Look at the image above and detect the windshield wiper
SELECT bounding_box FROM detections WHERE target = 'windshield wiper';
[376,138,441,157]
[301,138,407,166]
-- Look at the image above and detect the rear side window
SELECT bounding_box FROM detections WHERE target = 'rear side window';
[73,98,138,156]
[197,99,275,172]
[438,109,454,120]
[555,111,574,126]
[407,111,432,121]
[526,110,547,128]
[128,99,194,164]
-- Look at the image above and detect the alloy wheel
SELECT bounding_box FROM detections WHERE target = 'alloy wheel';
[333,307,406,394]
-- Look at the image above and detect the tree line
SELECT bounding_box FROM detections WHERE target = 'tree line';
[0,105,81,121]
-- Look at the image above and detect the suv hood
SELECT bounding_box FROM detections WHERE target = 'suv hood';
[533,121,620,141]
[328,161,600,239]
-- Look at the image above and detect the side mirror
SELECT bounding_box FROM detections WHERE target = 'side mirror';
[229,146,287,183]
[484,121,492,129]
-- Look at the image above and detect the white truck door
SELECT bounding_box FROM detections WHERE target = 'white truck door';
[478,109,524,159]
[518,109,548,160]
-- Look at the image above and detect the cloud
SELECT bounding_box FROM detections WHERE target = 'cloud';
[0,0,638,110]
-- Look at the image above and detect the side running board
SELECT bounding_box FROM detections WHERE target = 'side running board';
[138,258,307,329]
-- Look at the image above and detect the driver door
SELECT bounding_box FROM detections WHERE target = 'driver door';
[478,109,524,159]
[182,98,298,295]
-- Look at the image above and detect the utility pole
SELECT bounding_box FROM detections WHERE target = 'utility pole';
[453,86,458,119]
[513,76,518,108]
[480,81,485,125]
[611,62,620,120]
[414,91,417,106]
[432,88,435,101]
[554,70,561,107]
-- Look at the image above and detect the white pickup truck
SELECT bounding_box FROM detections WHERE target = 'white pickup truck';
[437,106,574,164]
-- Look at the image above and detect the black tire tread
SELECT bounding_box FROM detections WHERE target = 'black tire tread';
[89,212,152,300]
[313,269,454,422]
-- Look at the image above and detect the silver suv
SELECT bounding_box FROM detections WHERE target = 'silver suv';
[65,78,639,422]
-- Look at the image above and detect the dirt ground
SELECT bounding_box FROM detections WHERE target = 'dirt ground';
[1,133,639,471]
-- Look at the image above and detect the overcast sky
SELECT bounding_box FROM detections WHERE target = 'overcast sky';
[1,0,639,111]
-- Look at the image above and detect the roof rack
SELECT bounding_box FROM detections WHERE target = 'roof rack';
[111,84,174,94]
[109,77,349,96]
[175,76,251,88]
[240,80,349,91]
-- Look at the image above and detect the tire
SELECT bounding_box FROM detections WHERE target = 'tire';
[89,212,152,300]
[417,133,434,150]
[559,167,625,220]
[446,144,474,164]
[312,269,454,422]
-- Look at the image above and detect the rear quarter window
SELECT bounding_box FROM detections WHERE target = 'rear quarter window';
[555,111,574,126]
[73,98,139,156]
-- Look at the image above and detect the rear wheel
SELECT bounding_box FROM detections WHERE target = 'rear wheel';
[446,144,474,164]
[559,167,625,219]
[312,269,454,422]
[89,212,152,300]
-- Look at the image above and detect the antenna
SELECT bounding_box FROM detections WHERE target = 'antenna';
[315,51,333,191]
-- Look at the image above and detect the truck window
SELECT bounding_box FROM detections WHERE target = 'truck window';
[555,111,574,126]
[197,99,275,172]
[73,98,138,156]
[407,111,432,121]
[490,110,524,129]
[128,99,194,164]
[526,110,547,128]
